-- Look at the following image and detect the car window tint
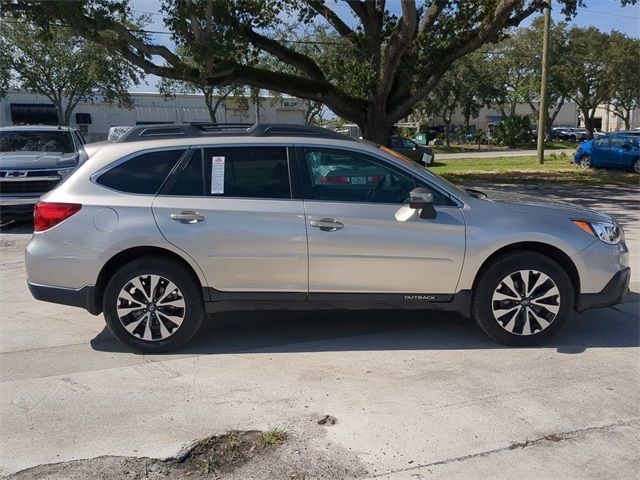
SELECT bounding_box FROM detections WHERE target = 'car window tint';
[609,137,630,148]
[97,149,185,194]
[595,137,609,147]
[301,147,451,205]
[202,146,290,199]
[161,150,204,196]
[402,138,416,148]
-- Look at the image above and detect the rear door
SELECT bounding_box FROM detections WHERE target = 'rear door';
[296,145,465,295]
[152,145,308,294]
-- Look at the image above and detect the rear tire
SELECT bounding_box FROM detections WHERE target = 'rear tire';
[472,251,573,346]
[103,255,205,353]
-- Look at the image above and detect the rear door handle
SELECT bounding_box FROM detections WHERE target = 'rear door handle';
[309,218,344,232]
[170,210,205,224]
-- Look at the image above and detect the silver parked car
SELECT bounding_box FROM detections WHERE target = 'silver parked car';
[0,125,88,217]
[25,124,630,352]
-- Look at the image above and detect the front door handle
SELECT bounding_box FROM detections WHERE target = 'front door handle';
[309,218,344,232]
[170,210,205,224]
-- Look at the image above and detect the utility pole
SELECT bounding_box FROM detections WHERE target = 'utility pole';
[536,1,551,165]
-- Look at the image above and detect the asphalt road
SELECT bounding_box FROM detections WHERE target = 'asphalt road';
[1,184,638,479]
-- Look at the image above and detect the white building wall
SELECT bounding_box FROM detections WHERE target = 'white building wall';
[0,91,307,142]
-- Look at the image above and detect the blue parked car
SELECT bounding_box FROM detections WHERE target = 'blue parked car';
[574,132,640,173]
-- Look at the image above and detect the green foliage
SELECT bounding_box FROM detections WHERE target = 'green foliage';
[260,427,286,447]
[0,21,142,125]
[493,115,532,147]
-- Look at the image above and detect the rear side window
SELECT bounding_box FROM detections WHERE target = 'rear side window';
[97,149,185,194]
[201,147,291,199]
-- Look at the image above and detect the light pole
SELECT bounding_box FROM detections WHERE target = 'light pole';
[536,1,551,165]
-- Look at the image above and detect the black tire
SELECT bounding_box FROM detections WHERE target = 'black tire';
[633,158,640,174]
[579,155,591,169]
[472,251,573,346]
[103,255,205,353]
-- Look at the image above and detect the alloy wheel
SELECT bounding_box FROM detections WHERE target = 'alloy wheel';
[580,156,591,169]
[491,270,560,336]
[634,159,640,174]
[116,274,186,341]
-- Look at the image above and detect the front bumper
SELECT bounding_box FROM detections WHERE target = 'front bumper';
[576,267,630,311]
[0,194,40,207]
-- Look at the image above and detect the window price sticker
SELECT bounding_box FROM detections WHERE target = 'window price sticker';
[211,156,225,194]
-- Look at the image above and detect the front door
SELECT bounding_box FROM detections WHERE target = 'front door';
[296,146,465,295]
[153,146,308,293]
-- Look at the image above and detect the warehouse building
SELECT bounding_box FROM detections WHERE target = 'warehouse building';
[0,91,308,143]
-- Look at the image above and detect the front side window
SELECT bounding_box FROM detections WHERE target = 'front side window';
[97,149,185,194]
[300,147,451,205]
[594,137,609,147]
[201,146,291,199]
[0,131,75,153]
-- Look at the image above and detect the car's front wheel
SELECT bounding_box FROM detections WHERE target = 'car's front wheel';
[103,256,205,353]
[633,158,640,174]
[580,155,591,169]
[472,252,573,346]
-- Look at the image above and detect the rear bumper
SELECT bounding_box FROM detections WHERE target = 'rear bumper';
[28,281,101,315]
[576,267,630,312]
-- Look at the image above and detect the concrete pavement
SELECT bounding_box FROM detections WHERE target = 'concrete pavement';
[1,184,638,479]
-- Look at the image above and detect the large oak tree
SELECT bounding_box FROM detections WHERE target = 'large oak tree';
[3,0,635,142]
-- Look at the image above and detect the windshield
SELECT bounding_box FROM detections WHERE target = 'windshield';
[0,131,75,153]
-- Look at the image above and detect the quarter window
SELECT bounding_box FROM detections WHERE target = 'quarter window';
[202,147,291,199]
[96,149,185,194]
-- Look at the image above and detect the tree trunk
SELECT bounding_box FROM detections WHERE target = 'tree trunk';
[583,108,596,139]
[624,110,631,130]
[204,91,216,123]
[444,117,452,147]
[55,104,66,126]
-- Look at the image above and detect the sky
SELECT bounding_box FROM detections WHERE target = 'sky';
[130,0,640,92]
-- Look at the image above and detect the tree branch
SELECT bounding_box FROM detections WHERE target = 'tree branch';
[305,0,358,43]
[419,0,448,33]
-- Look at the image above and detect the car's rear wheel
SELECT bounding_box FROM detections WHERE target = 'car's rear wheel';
[580,155,591,169]
[472,252,573,346]
[103,256,205,353]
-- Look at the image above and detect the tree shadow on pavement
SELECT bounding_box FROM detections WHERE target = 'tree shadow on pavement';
[90,297,639,357]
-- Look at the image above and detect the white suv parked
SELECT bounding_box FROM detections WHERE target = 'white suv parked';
[25,124,630,352]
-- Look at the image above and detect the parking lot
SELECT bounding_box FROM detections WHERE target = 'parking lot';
[1,183,638,479]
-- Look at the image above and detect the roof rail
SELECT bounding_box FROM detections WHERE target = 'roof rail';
[115,123,357,143]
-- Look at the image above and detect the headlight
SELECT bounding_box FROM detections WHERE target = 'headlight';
[573,220,622,244]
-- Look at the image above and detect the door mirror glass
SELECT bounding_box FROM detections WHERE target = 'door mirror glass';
[409,187,437,219]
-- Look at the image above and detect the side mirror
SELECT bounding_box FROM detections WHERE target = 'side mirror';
[622,142,632,150]
[409,188,437,219]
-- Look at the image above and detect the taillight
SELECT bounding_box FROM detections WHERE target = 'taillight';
[34,202,82,232]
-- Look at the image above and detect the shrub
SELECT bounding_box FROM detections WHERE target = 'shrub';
[493,115,532,148]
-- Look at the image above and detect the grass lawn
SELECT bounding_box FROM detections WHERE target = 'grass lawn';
[430,141,576,154]
[429,155,639,186]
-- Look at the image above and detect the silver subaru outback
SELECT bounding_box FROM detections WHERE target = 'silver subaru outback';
[25,124,630,352]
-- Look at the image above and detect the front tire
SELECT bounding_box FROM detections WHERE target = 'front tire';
[579,155,591,169]
[472,252,573,346]
[633,158,640,174]
[103,256,205,353]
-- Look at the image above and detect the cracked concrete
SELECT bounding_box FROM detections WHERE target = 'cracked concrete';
[1,184,638,479]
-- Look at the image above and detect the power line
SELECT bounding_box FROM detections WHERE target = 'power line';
[577,7,639,20]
